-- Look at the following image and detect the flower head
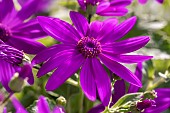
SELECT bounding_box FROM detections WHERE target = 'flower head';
[0,42,33,92]
[9,96,65,113]
[0,0,46,54]
[33,11,152,105]
[78,0,132,16]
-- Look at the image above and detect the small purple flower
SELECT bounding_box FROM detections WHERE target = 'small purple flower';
[0,42,33,92]
[0,0,46,54]
[78,0,132,16]
[138,0,164,4]
[137,99,155,111]
[144,88,170,113]
[33,11,152,105]
[9,96,65,113]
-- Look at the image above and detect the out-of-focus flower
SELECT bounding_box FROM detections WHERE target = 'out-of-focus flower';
[78,0,132,16]
[144,88,170,113]
[33,11,152,105]
[138,0,164,4]
[0,41,33,92]
[0,0,46,54]
[8,96,65,113]
[17,0,53,12]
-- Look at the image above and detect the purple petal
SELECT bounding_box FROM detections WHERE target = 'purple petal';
[70,11,89,37]
[88,104,105,113]
[46,54,84,91]
[99,54,142,87]
[102,52,152,63]
[97,6,128,16]
[77,0,86,10]
[32,44,75,65]
[16,0,40,21]
[96,2,110,14]
[97,18,118,42]
[110,0,132,7]
[37,96,50,113]
[11,97,28,113]
[37,49,75,77]
[3,107,7,113]
[155,88,170,98]
[53,106,65,113]
[102,36,150,54]
[0,59,15,92]
[19,63,34,85]
[89,21,102,38]
[112,16,137,41]
[8,37,46,54]
[112,80,126,104]
[92,58,111,106]
[0,0,14,22]
[128,63,143,93]
[80,58,96,101]
[12,19,46,39]
[37,16,79,43]
[138,0,147,4]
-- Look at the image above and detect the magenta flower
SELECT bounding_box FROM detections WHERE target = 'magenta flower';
[78,0,132,16]
[33,11,152,105]
[0,41,33,92]
[138,0,164,4]
[7,96,65,113]
[0,0,46,54]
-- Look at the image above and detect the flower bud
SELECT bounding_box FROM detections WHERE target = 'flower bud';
[56,96,66,107]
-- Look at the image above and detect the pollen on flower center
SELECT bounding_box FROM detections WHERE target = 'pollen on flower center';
[0,24,11,42]
[77,37,102,58]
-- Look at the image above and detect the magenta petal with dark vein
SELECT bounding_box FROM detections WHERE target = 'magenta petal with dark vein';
[70,11,89,37]
[46,54,84,91]
[101,52,152,63]
[99,54,142,87]
[102,36,150,54]
[37,50,75,77]
[109,16,136,42]
[89,21,102,38]
[37,16,78,43]
[37,96,50,113]
[92,58,111,106]
[8,37,46,54]
[32,44,75,65]
[80,59,96,101]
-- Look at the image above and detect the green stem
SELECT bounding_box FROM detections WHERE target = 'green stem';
[147,78,165,90]
[79,88,84,113]
[66,78,79,87]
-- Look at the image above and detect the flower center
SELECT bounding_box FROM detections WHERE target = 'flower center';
[0,44,24,65]
[0,24,11,42]
[77,37,102,58]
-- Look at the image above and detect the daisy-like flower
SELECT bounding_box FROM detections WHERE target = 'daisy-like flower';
[78,0,132,16]
[138,0,164,4]
[3,96,65,113]
[33,11,152,105]
[0,0,46,54]
[0,41,33,92]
